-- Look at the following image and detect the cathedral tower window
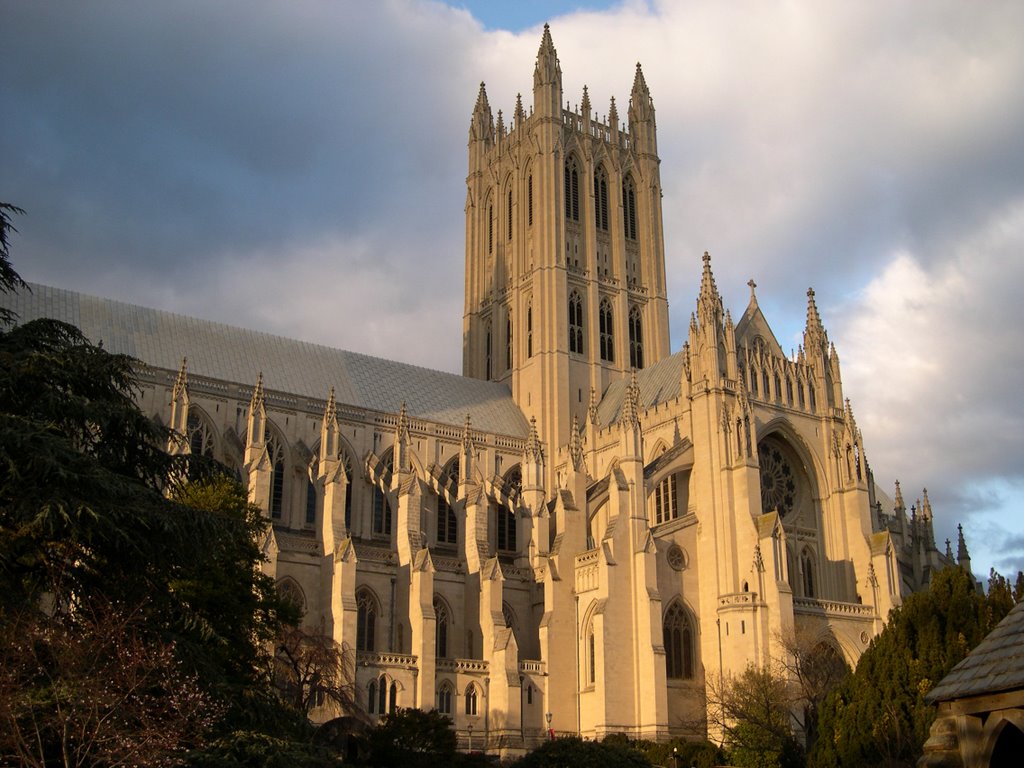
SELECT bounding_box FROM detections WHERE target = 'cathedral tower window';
[506,315,513,369]
[654,473,679,525]
[485,322,492,380]
[389,682,397,713]
[507,187,513,240]
[586,620,597,685]
[594,167,609,231]
[343,454,353,529]
[496,503,517,552]
[356,589,378,652]
[527,174,533,227]
[564,158,580,221]
[599,298,614,362]
[801,549,817,597]
[663,602,695,679]
[628,305,644,369]
[465,684,479,715]
[526,302,533,358]
[568,291,584,354]
[265,428,286,520]
[305,476,316,525]
[437,457,459,545]
[434,596,451,658]
[622,175,637,240]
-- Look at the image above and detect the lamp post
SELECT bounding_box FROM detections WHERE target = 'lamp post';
[467,722,473,752]
[672,746,678,768]
[545,711,553,741]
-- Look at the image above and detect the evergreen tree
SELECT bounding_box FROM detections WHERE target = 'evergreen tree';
[811,566,1014,767]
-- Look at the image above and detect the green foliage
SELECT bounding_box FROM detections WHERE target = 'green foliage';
[187,731,340,768]
[366,708,459,768]
[811,566,1014,767]
[632,736,724,768]
[511,736,652,768]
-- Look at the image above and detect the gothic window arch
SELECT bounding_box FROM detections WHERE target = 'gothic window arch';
[774,372,782,402]
[276,577,306,613]
[502,602,517,636]
[622,174,637,240]
[305,455,318,525]
[356,588,379,652]
[628,305,644,369]
[389,680,397,713]
[564,156,580,221]
[786,375,794,406]
[653,473,679,525]
[526,300,533,358]
[186,407,216,458]
[437,681,454,714]
[506,313,513,370]
[434,595,451,658]
[464,683,479,716]
[758,437,798,518]
[372,449,393,535]
[599,297,614,363]
[437,457,459,545]
[264,424,286,520]
[568,290,584,354]
[527,173,534,227]
[342,452,354,529]
[585,618,597,686]
[663,601,695,679]
[496,502,517,553]
[594,166,609,231]
[485,321,492,380]
[507,186,513,240]
[487,201,494,255]
[801,548,817,598]
[503,465,522,505]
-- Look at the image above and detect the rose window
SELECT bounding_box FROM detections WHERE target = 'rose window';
[759,442,797,516]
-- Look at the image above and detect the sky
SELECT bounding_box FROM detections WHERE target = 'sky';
[2,0,1023,580]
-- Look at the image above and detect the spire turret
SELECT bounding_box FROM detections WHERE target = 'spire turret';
[470,82,494,144]
[525,416,543,463]
[956,523,971,570]
[628,62,656,152]
[569,414,585,472]
[608,96,619,133]
[894,480,905,512]
[803,287,828,353]
[320,387,340,463]
[580,85,591,120]
[697,251,723,328]
[533,23,562,116]
[169,357,190,442]
[496,108,506,139]
[514,92,525,128]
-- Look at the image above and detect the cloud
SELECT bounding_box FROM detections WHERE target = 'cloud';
[3,0,1024,573]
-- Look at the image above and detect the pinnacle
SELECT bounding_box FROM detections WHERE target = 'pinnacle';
[632,61,649,94]
[806,287,823,330]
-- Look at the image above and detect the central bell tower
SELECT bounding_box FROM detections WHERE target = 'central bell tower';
[463,25,670,468]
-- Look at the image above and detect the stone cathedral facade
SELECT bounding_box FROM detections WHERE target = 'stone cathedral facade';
[5,26,968,753]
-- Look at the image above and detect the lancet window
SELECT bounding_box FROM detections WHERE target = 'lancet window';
[437,682,453,714]
[654,473,679,525]
[465,684,478,716]
[372,450,393,535]
[434,596,451,658]
[663,602,695,679]
[622,175,637,240]
[599,298,614,362]
[564,157,580,221]
[526,302,533,358]
[527,173,533,227]
[568,291,584,354]
[594,167,609,231]
[356,589,378,652]
[628,305,644,369]
[507,187,513,240]
[186,409,215,457]
[437,457,459,545]
[265,427,286,520]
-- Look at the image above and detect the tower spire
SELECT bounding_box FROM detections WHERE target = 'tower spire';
[696,251,723,328]
[470,82,494,143]
[804,287,828,352]
[533,22,562,109]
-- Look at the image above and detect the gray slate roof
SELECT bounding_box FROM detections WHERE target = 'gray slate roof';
[595,350,687,426]
[3,284,530,438]
[927,600,1024,703]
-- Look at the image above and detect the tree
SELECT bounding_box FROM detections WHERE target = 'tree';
[366,708,459,768]
[511,736,652,768]
[810,566,1014,767]
[274,624,358,718]
[705,663,805,768]
[776,630,850,753]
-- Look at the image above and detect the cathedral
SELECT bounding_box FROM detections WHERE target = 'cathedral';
[5,26,967,752]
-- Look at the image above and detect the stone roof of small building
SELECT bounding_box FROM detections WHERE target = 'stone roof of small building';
[595,350,687,426]
[926,599,1024,703]
[3,284,530,438]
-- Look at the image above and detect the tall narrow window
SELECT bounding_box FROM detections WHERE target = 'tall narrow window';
[526,303,533,358]
[372,450,393,535]
[265,428,286,520]
[599,298,614,362]
[434,596,451,658]
[378,676,386,714]
[507,188,513,240]
[654,474,679,525]
[628,305,644,369]
[368,680,377,713]
[437,458,458,545]
[465,685,478,716]
[664,603,695,679]
[506,315,513,370]
[305,477,316,525]
[389,682,397,713]
[801,549,817,598]
[568,291,584,354]
[437,683,453,714]
[488,203,494,254]
[496,503,517,552]
[485,322,492,380]
[527,174,533,227]
[622,176,637,240]
[594,168,609,231]
[564,158,580,221]
[343,454,353,530]
[186,410,215,457]
[356,589,378,652]
[587,622,596,684]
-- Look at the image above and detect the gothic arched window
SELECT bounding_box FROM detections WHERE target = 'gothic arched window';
[485,321,492,380]
[564,157,580,221]
[568,291,584,354]
[496,503,517,553]
[527,173,533,227]
[305,476,317,525]
[506,314,513,370]
[664,602,695,679]
[488,202,494,254]
[507,187,513,240]
[586,619,597,685]
[343,453,353,530]
[437,457,458,545]
[372,450,393,535]
[622,175,637,241]
[628,305,644,369]
[526,302,533,358]
[801,548,817,598]
[356,588,378,652]
[265,427,286,520]
[599,298,614,362]
[465,684,478,716]
[437,682,453,714]
[594,167,609,231]
[434,596,451,658]
[186,409,215,458]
